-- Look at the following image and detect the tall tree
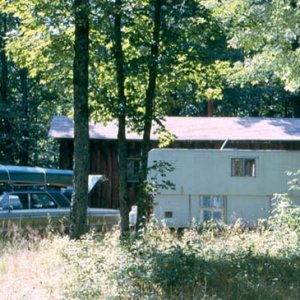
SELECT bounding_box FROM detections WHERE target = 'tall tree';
[113,0,129,234]
[19,67,30,165]
[70,0,90,239]
[138,0,163,222]
[0,13,12,163]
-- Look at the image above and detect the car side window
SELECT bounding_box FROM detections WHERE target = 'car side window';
[12,193,29,209]
[9,195,24,209]
[31,193,57,209]
[49,191,70,208]
[0,193,26,210]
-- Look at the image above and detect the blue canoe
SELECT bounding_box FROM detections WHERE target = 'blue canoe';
[0,165,106,191]
[0,165,73,187]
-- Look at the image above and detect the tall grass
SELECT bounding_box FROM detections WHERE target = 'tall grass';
[0,229,67,299]
[1,194,300,299]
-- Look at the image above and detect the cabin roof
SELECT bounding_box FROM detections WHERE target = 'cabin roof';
[49,115,300,142]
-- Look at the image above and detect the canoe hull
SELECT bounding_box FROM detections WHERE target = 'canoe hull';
[0,165,73,187]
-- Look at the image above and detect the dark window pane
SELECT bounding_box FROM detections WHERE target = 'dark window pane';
[164,211,173,218]
[245,159,255,176]
[8,195,23,210]
[232,159,243,176]
[31,193,57,209]
[203,210,211,221]
[232,158,255,177]
[212,211,222,220]
[13,193,29,209]
[203,196,212,207]
[49,191,70,207]
[212,196,222,208]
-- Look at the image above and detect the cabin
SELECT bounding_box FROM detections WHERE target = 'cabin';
[49,116,300,208]
[148,148,300,227]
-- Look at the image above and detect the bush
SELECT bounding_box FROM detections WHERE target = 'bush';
[60,217,300,300]
[269,193,300,233]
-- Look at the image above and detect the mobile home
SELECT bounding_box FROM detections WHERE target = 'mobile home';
[148,149,300,227]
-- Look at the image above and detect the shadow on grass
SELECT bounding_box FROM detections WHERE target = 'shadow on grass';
[125,247,300,300]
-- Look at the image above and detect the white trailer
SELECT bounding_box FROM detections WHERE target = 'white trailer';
[147,149,300,227]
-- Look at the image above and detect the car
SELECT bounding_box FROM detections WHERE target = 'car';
[0,165,120,233]
[0,187,120,233]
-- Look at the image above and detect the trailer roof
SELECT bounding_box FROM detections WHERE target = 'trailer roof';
[49,115,300,142]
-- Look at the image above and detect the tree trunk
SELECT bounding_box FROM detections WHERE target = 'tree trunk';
[0,13,12,163]
[70,0,90,239]
[139,0,163,222]
[114,0,129,235]
[19,68,30,165]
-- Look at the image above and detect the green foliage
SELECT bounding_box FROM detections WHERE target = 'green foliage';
[269,193,300,233]
[1,0,235,124]
[0,63,64,166]
[146,159,175,197]
[207,0,300,93]
[0,5,71,166]
[215,84,294,117]
[62,235,106,299]
[268,170,300,233]
[61,230,123,299]
[3,0,74,92]
[59,212,300,299]
[1,197,300,300]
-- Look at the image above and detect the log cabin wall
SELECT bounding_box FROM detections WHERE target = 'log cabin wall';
[59,138,300,209]
[58,139,159,208]
[59,139,73,170]
[89,140,119,208]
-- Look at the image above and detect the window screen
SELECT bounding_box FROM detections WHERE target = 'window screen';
[200,195,225,222]
[231,158,256,177]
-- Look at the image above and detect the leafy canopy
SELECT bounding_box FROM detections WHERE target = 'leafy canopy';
[206,0,300,92]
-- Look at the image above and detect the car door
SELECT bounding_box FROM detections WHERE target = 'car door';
[0,192,32,230]
[0,191,69,231]
[29,192,70,229]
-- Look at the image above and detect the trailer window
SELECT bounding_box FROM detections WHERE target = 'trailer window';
[163,211,174,226]
[200,195,225,222]
[231,158,256,177]
[164,211,173,218]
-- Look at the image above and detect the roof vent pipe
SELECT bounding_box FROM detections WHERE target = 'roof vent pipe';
[220,139,229,150]
[208,101,213,117]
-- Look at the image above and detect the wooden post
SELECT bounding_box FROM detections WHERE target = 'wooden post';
[208,101,213,117]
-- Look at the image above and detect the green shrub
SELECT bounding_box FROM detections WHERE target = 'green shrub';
[269,193,300,233]
[56,197,300,299]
